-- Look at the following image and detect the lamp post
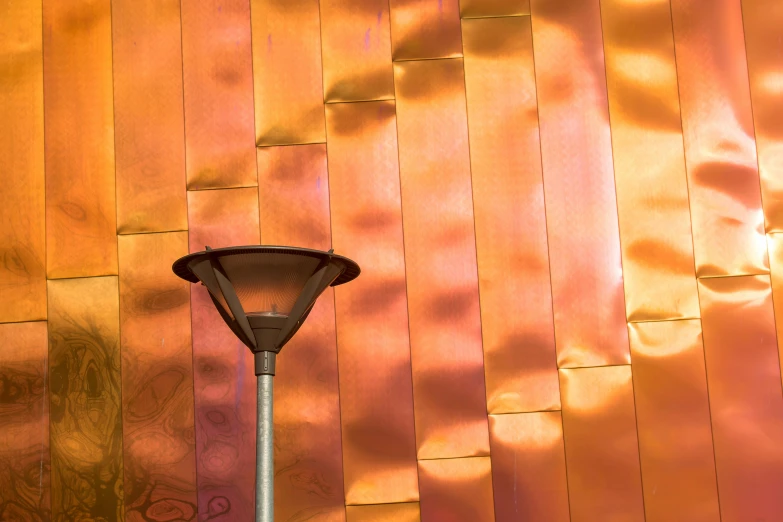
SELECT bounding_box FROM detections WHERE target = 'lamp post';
[172,245,360,522]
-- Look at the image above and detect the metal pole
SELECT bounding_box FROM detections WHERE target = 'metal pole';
[256,374,274,522]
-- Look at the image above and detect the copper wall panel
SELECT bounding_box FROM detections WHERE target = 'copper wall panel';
[460,0,529,18]
[320,0,394,102]
[769,233,783,379]
[600,0,699,320]
[629,320,720,522]
[47,277,124,521]
[0,322,50,521]
[181,0,257,189]
[742,0,783,232]
[394,59,489,459]
[462,16,558,415]
[43,0,117,278]
[326,101,419,504]
[346,503,420,522]
[118,232,197,522]
[256,145,345,521]
[187,188,260,520]
[560,366,645,522]
[530,0,629,367]
[418,457,494,522]
[488,412,569,522]
[251,0,325,145]
[0,0,45,322]
[699,275,783,521]
[113,0,187,234]
[389,0,462,61]
[672,0,768,277]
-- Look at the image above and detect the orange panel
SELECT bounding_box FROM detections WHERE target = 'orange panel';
[0,0,45,322]
[742,0,783,232]
[559,366,645,522]
[629,320,720,522]
[460,0,528,18]
[699,275,783,521]
[187,188,260,519]
[346,503,420,522]
[118,232,197,521]
[672,0,768,276]
[47,277,124,521]
[181,0,257,189]
[488,412,569,522]
[320,0,394,102]
[43,0,117,278]
[530,0,629,367]
[326,101,419,504]
[251,0,325,145]
[600,0,699,320]
[113,0,187,234]
[0,322,50,520]
[256,146,345,521]
[462,16,558,414]
[418,457,494,522]
[769,233,783,380]
[389,0,462,61]
[394,59,489,459]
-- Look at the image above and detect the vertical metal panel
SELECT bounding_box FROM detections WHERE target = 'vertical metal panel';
[187,188,260,519]
[394,59,489,459]
[118,232,197,521]
[600,0,699,321]
[629,320,720,522]
[530,0,629,367]
[389,0,462,61]
[0,322,50,520]
[488,412,570,522]
[418,457,494,522]
[559,366,645,522]
[256,145,346,521]
[699,275,783,521]
[742,0,783,232]
[671,0,768,276]
[181,0,257,189]
[462,16,559,415]
[346,503,420,522]
[320,0,394,102]
[326,101,419,504]
[43,0,117,278]
[768,233,783,380]
[113,0,187,234]
[251,0,325,145]
[460,0,529,18]
[0,0,45,322]
[47,277,124,521]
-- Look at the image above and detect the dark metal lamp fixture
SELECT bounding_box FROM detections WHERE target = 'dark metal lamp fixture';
[172,245,360,522]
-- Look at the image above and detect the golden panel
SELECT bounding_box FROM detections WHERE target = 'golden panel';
[320,0,394,102]
[251,0,325,145]
[394,59,489,459]
[256,146,346,520]
[187,188,260,519]
[671,0,768,277]
[699,275,783,520]
[559,366,645,522]
[326,101,419,504]
[488,412,569,522]
[742,0,783,232]
[530,0,629,367]
[181,0,257,189]
[600,0,699,321]
[346,503,420,522]
[417,457,495,522]
[47,277,124,521]
[0,0,45,322]
[462,16,559,414]
[0,322,50,520]
[118,232,197,521]
[113,0,187,234]
[43,0,117,278]
[629,320,720,522]
[769,233,783,380]
[460,0,529,18]
[389,0,462,61]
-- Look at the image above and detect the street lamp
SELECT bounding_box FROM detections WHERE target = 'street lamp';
[172,245,360,522]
